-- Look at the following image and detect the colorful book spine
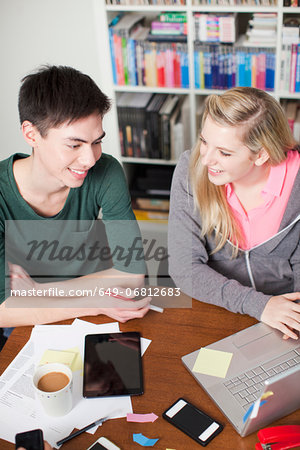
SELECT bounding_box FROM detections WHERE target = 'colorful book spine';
[290,43,298,93]
[199,50,205,89]
[108,27,117,84]
[127,38,137,86]
[174,45,181,87]
[295,44,300,92]
[251,53,257,88]
[113,33,125,85]
[159,12,187,23]
[121,36,129,85]
[265,51,275,91]
[151,21,186,35]
[156,48,165,87]
[165,45,175,87]
[194,47,200,88]
[181,44,189,88]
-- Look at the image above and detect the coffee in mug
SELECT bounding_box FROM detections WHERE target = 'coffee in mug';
[33,363,73,416]
[37,371,70,392]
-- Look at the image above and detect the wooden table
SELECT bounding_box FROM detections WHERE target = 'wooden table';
[1,300,299,450]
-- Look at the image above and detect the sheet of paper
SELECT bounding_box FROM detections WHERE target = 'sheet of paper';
[0,319,151,448]
[192,348,233,378]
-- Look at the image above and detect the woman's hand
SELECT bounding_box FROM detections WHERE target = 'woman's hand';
[261,292,300,339]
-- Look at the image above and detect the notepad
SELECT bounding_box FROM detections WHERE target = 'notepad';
[192,348,233,378]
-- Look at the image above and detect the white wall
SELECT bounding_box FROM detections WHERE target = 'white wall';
[0,0,119,160]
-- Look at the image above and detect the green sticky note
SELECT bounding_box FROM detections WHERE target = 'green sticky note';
[192,348,233,378]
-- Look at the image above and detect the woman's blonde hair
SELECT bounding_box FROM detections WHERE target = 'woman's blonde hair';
[190,87,296,255]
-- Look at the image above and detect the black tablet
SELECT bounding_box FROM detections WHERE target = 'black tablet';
[83,332,143,398]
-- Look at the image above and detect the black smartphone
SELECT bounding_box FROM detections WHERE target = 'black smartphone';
[83,332,143,398]
[162,398,223,446]
[15,429,44,450]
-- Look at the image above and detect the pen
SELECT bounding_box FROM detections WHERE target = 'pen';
[56,416,109,446]
[104,290,163,313]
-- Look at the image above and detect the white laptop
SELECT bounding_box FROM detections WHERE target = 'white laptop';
[182,322,300,437]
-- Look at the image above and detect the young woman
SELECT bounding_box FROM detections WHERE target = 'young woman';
[168,87,300,339]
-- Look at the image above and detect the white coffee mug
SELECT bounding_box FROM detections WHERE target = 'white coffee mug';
[33,362,73,416]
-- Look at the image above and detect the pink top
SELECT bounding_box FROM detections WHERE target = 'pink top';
[226,150,300,250]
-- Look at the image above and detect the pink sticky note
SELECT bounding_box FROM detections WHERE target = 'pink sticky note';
[127,413,158,423]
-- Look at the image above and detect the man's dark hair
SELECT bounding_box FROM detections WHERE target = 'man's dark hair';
[18,65,111,136]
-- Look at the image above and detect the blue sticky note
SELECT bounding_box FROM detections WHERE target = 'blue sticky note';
[243,403,254,423]
[243,400,267,423]
[133,433,159,447]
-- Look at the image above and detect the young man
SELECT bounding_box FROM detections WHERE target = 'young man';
[0,65,150,329]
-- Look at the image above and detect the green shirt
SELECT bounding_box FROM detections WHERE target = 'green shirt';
[0,153,145,303]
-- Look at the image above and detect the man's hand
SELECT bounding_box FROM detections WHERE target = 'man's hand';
[261,292,300,339]
[99,289,151,322]
[9,262,38,294]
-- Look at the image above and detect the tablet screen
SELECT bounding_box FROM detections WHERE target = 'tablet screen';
[83,332,143,397]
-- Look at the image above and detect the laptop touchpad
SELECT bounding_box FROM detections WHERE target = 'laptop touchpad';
[233,325,273,348]
[233,326,275,360]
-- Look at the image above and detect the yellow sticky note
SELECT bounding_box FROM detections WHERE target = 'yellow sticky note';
[261,391,274,400]
[66,346,83,372]
[39,349,77,368]
[192,348,233,378]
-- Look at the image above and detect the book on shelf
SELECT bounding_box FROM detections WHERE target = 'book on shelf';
[159,95,180,160]
[282,18,300,45]
[170,97,184,161]
[280,43,300,93]
[134,198,170,211]
[150,21,187,36]
[243,13,277,47]
[194,42,274,91]
[117,92,153,157]
[109,22,189,88]
[133,209,169,221]
[146,94,168,159]
[132,197,169,221]
[194,13,237,44]
[147,34,187,43]
[159,12,187,23]
[106,0,186,4]
[146,94,190,160]
[192,0,275,4]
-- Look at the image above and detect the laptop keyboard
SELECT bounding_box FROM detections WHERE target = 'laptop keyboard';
[223,347,300,409]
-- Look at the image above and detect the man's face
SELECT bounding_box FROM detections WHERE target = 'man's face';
[33,112,105,189]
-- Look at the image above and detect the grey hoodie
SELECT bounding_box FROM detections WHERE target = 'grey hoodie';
[168,150,300,321]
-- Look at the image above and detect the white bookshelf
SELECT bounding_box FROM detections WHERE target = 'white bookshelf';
[95,0,300,166]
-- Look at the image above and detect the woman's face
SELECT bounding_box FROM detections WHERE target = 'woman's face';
[199,115,267,188]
